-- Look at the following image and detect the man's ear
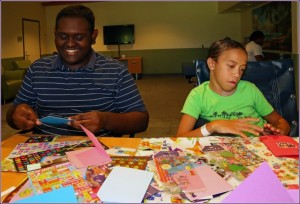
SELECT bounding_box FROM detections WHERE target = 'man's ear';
[92,29,98,44]
[207,58,215,70]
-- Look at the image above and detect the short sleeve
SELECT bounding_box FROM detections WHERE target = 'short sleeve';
[181,88,202,119]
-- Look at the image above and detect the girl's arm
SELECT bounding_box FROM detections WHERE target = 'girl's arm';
[263,111,290,135]
[176,114,262,139]
[176,114,199,137]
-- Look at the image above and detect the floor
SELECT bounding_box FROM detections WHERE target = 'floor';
[1,75,195,141]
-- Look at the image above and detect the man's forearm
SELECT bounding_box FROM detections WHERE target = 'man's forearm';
[103,111,149,134]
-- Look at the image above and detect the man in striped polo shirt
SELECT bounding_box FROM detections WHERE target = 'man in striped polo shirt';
[6,5,149,136]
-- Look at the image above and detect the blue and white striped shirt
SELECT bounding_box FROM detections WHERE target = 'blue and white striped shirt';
[14,51,147,136]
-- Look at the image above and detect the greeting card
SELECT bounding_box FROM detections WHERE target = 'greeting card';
[260,135,299,157]
[97,166,153,203]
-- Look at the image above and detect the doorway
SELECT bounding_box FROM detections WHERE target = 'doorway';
[22,18,41,62]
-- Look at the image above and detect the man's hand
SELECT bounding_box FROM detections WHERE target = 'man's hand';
[12,104,40,130]
[68,111,106,133]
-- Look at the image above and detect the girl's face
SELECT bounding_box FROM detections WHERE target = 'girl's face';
[207,48,247,96]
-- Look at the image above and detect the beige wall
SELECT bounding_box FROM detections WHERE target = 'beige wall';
[1,2,47,58]
[1,1,298,57]
[45,2,241,53]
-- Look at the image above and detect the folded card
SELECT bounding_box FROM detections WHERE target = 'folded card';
[260,135,299,157]
[97,166,154,203]
[39,116,71,125]
[66,125,112,168]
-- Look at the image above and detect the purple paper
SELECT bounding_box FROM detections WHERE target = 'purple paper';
[287,189,299,203]
[222,162,295,203]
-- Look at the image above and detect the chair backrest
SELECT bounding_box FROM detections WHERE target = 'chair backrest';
[13,59,31,69]
[195,59,299,137]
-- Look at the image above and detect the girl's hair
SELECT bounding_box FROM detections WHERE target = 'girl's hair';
[55,5,95,33]
[207,37,247,60]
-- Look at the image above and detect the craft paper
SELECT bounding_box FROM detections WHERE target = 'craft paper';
[221,161,295,203]
[106,146,136,156]
[143,184,160,199]
[66,125,111,168]
[183,164,234,200]
[39,116,71,125]
[199,137,213,147]
[8,179,34,203]
[25,136,57,143]
[260,135,299,157]
[8,141,82,158]
[27,162,99,202]
[15,186,77,203]
[172,169,206,192]
[66,147,111,168]
[80,124,109,155]
[111,156,150,170]
[287,189,300,203]
[97,166,154,203]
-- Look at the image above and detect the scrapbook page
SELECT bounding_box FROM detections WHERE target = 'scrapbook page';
[27,162,99,202]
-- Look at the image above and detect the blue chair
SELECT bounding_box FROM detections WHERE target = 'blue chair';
[194,59,299,137]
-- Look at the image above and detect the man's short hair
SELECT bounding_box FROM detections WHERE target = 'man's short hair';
[55,5,95,33]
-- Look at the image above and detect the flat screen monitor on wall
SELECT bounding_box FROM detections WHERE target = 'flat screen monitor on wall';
[103,24,135,45]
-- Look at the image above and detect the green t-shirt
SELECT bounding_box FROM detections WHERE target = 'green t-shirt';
[182,80,274,129]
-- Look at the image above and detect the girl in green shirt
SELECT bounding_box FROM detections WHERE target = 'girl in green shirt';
[176,38,290,139]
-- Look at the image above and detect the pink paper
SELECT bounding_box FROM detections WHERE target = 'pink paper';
[9,180,34,202]
[222,162,295,203]
[66,147,111,168]
[80,124,108,154]
[184,164,233,200]
[172,169,206,192]
[66,125,112,168]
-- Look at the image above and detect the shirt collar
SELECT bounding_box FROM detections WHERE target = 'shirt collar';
[51,49,96,72]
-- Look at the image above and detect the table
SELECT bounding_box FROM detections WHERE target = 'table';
[1,134,141,202]
[118,57,142,79]
[1,134,299,203]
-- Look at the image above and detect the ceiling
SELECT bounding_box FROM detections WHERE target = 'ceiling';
[220,1,268,13]
[42,1,268,10]
[41,1,268,13]
[42,1,94,6]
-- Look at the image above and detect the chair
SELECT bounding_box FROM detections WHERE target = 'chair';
[194,59,299,137]
[1,64,26,103]
[12,59,32,70]
[182,62,196,83]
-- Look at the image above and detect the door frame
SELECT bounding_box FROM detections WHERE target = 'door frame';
[22,18,41,60]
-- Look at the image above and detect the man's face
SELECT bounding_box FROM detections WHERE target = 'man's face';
[55,17,98,70]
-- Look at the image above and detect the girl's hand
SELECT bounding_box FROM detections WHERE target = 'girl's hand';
[262,123,281,135]
[210,118,263,139]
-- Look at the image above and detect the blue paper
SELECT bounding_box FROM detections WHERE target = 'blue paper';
[40,116,70,125]
[15,186,77,203]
